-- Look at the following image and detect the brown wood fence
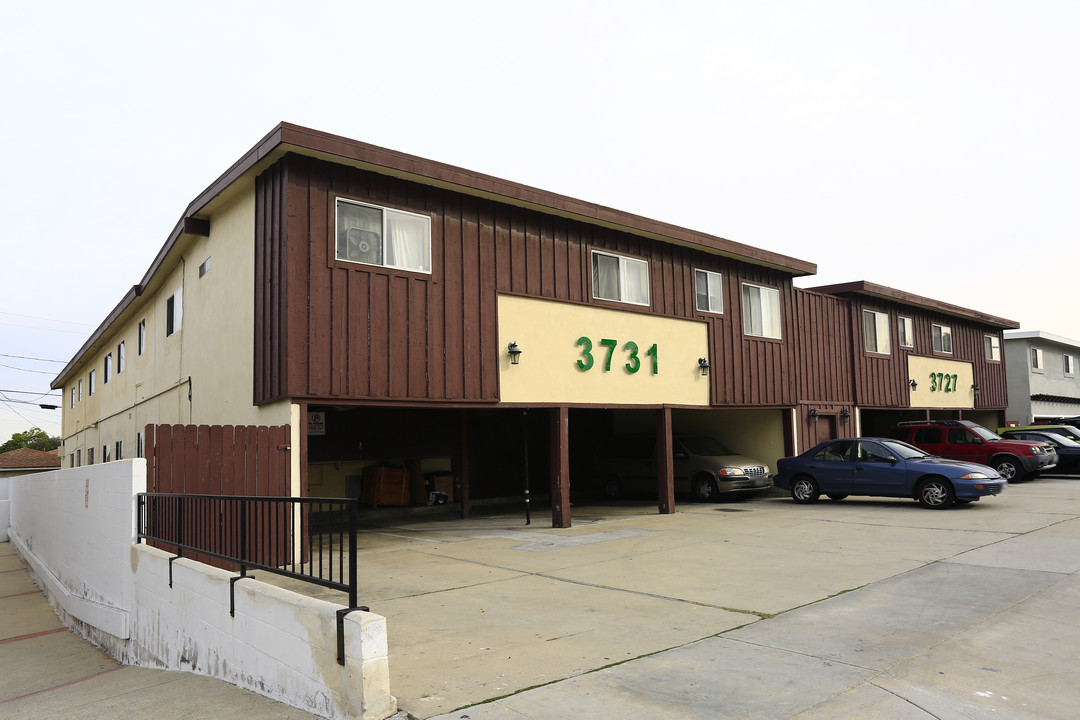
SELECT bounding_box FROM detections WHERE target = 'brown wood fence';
[144,424,292,569]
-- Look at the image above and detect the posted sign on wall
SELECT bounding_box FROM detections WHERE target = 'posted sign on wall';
[497,295,710,406]
[907,355,976,409]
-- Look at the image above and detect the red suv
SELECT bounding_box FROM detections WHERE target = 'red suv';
[887,420,1057,482]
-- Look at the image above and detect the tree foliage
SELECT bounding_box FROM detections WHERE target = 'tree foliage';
[0,427,60,453]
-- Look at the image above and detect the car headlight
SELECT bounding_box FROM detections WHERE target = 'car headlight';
[960,472,989,479]
[717,467,746,476]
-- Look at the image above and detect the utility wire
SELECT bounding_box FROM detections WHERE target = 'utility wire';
[0,390,62,397]
[0,311,96,327]
[0,321,88,335]
[0,362,58,375]
[0,353,67,364]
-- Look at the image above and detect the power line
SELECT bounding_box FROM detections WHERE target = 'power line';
[0,390,62,396]
[0,353,67,364]
[0,321,88,335]
[0,362,58,375]
[0,311,96,327]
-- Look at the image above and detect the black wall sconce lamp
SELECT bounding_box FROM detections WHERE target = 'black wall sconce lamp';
[698,357,710,377]
[809,408,819,423]
[971,384,980,394]
[840,408,851,423]
[507,341,522,365]
[909,379,918,390]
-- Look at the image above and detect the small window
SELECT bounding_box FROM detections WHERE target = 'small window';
[166,288,183,337]
[932,324,952,354]
[592,250,650,306]
[694,269,723,313]
[87,447,94,465]
[1032,347,1044,370]
[117,341,125,373]
[199,257,212,277]
[984,334,1000,361]
[76,449,81,467]
[898,317,914,348]
[78,378,82,401]
[137,431,144,459]
[102,444,111,463]
[138,319,146,355]
[742,283,782,339]
[863,309,890,354]
[89,369,96,396]
[70,387,75,409]
[336,198,432,273]
[104,353,112,384]
[115,440,123,460]
[1065,354,1075,376]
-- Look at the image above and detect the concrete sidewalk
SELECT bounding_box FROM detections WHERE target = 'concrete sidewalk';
[5,476,1080,719]
[0,543,323,719]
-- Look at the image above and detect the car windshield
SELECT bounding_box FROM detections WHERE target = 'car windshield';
[971,426,1003,441]
[1048,434,1080,448]
[681,436,735,456]
[880,439,929,459]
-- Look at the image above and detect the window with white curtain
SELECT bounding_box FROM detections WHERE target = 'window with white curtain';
[591,250,649,306]
[863,309,890,354]
[984,334,1000,361]
[336,198,431,273]
[898,316,913,348]
[741,283,781,339]
[932,324,952,354]
[694,269,723,313]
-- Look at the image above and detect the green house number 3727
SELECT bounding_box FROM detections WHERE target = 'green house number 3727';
[928,372,959,393]
[576,336,659,375]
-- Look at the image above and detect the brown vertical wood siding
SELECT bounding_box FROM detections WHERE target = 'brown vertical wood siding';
[843,297,1008,409]
[791,289,855,404]
[254,154,803,408]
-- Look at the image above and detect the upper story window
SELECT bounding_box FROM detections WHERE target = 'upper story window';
[138,319,146,355]
[591,250,649,306]
[984,334,1001,361]
[104,353,112,383]
[1066,354,1076,376]
[898,316,913,348]
[1031,347,1044,371]
[932,323,952,354]
[335,198,432,273]
[117,341,125,373]
[863,309,890,354]
[694,269,723,314]
[78,378,82,401]
[70,387,75,409]
[199,257,212,277]
[742,282,781,339]
[89,369,96,396]
[166,288,183,337]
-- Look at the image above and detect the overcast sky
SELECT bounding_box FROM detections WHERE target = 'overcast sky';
[1,0,1077,441]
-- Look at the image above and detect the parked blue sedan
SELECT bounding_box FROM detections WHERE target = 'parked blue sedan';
[775,438,1006,509]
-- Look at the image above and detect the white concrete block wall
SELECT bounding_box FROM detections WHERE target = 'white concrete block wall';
[7,462,395,720]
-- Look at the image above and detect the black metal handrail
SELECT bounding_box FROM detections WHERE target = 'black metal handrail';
[136,493,359,609]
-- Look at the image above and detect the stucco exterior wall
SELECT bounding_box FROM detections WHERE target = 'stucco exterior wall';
[1004,332,1080,422]
[7,461,395,720]
[58,185,291,467]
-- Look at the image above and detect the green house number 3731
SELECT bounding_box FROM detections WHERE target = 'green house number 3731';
[576,336,659,375]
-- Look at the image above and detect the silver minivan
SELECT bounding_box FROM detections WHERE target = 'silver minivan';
[593,435,772,501]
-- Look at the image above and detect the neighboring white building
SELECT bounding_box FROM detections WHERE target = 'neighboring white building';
[1003,330,1080,424]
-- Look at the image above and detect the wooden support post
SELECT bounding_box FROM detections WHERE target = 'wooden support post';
[550,406,571,528]
[657,407,675,514]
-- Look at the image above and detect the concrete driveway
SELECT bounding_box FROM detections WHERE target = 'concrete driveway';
[266,474,1080,719]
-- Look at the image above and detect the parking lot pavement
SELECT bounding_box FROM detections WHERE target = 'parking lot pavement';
[329,479,1080,719]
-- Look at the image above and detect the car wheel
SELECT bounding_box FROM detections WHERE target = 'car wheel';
[826,494,848,501]
[917,477,955,509]
[603,475,621,500]
[790,476,820,504]
[693,476,719,502]
[993,456,1026,483]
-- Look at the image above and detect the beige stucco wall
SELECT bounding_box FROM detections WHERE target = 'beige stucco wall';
[907,355,976,409]
[58,182,291,467]
[497,295,710,406]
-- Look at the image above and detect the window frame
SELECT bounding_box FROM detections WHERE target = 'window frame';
[334,197,433,274]
[70,386,75,409]
[1065,353,1075,376]
[1031,347,1044,372]
[984,334,1001,362]
[932,323,953,354]
[694,269,724,314]
[138,319,146,355]
[166,288,183,337]
[89,369,96,396]
[117,341,125,373]
[115,440,123,461]
[590,249,651,307]
[104,352,112,384]
[898,316,914,348]
[862,309,891,355]
[741,282,782,339]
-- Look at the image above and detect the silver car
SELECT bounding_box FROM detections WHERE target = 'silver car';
[594,435,772,501]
